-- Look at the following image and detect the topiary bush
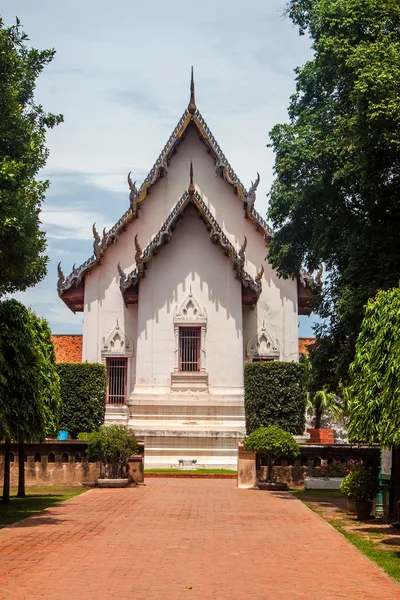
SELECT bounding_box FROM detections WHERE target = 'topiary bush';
[243,425,300,483]
[244,361,307,435]
[79,425,138,479]
[340,466,380,501]
[57,363,106,438]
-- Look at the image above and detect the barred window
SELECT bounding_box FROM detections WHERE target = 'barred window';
[106,357,127,404]
[179,328,200,372]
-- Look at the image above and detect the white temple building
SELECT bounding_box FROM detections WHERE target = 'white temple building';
[58,71,310,468]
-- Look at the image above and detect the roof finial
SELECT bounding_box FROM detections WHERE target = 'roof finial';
[188,160,195,194]
[188,66,196,114]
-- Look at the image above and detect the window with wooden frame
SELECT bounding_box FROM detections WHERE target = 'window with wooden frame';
[106,357,128,404]
[179,327,201,372]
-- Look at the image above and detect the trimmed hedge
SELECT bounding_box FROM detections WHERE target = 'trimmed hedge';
[244,361,307,435]
[57,363,106,438]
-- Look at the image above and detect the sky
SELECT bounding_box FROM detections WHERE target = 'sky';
[2,0,317,336]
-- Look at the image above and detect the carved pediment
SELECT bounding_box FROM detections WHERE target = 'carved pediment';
[102,322,132,354]
[174,288,207,324]
[247,323,280,360]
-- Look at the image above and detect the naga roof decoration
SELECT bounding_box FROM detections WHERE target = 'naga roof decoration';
[118,189,264,305]
[57,70,273,300]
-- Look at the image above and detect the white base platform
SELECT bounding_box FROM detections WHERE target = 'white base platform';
[105,392,245,470]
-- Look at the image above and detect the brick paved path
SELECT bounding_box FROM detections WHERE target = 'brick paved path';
[0,480,399,600]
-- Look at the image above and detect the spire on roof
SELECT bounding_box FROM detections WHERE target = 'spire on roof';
[188,160,195,194]
[188,66,196,114]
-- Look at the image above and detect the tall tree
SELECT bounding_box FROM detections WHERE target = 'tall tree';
[267,0,400,387]
[0,18,63,295]
[0,300,60,502]
[347,287,400,446]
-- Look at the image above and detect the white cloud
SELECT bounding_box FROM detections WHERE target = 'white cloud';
[41,206,111,240]
[2,0,313,334]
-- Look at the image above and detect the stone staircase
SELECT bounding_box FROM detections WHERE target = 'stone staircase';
[125,393,245,469]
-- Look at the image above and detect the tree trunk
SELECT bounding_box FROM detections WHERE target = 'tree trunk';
[266,456,273,483]
[315,408,322,430]
[17,442,25,498]
[2,439,11,503]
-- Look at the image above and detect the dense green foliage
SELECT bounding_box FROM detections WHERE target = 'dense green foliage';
[347,287,400,446]
[340,467,380,501]
[79,425,138,479]
[57,363,106,439]
[0,299,60,501]
[267,0,400,387]
[0,18,63,294]
[243,425,300,458]
[0,300,60,442]
[244,425,300,482]
[244,362,307,435]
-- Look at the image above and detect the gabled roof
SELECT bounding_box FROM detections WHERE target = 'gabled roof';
[57,71,272,302]
[118,188,265,306]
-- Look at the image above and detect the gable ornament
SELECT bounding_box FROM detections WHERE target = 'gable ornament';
[247,322,280,360]
[174,287,207,324]
[102,321,132,355]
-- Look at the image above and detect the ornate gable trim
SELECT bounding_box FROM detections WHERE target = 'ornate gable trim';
[58,97,273,301]
[174,288,207,324]
[118,190,264,304]
[247,323,280,360]
[101,322,133,356]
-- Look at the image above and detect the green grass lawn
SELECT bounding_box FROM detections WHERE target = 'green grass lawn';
[291,489,345,499]
[329,518,400,582]
[292,488,400,582]
[145,468,237,475]
[0,485,90,529]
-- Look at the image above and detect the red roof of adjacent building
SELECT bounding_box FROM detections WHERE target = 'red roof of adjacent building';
[51,335,82,363]
[298,337,315,355]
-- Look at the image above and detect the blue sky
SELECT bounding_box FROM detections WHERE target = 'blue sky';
[3,0,317,336]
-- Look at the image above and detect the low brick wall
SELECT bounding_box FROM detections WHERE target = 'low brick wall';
[238,443,380,489]
[0,441,145,486]
[145,473,236,479]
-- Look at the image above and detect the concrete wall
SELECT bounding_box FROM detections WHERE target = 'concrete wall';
[0,441,145,486]
[237,443,380,489]
[0,441,100,486]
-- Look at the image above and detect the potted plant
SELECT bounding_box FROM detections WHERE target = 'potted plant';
[340,466,380,519]
[243,425,300,490]
[79,424,138,487]
[306,388,349,444]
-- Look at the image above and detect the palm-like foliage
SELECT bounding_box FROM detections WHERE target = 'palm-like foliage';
[307,388,349,429]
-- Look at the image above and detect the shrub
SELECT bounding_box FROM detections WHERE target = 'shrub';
[57,363,106,438]
[79,425,138,479]
[244,362,307,435]
[309,459,362,478]
[243,425,300,482]
[340,467,380,501]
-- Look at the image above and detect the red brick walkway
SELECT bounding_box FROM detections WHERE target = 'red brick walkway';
[0,480,399,600]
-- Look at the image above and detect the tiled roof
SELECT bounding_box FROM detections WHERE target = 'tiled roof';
[298,337,315,355]
[51,335,82,363]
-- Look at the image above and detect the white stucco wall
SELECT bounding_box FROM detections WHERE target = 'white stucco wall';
[134,205,243,394]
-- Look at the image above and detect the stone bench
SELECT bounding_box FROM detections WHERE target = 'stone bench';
[178,460,197,470]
